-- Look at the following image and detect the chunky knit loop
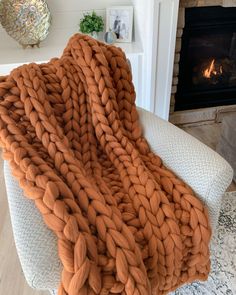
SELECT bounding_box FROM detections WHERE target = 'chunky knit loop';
[0,34,211,295]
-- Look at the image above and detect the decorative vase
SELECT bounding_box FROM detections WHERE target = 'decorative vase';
[104,31,117,44]
[90,31,98,40]
[0,0,51,48]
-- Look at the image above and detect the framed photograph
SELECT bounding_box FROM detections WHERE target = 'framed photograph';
[106,6,133,43]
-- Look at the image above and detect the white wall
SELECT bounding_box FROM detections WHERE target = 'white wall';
[47,0,132,11]
[47,0,133,45]
[131,0,145,110]
[131,0,146,48]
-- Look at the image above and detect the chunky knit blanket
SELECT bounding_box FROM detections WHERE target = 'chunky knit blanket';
[0,34,211,295]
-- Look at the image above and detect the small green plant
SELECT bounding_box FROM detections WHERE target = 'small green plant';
[79,11,104,34]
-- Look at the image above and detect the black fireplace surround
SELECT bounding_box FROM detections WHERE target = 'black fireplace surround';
[175,6,236,111]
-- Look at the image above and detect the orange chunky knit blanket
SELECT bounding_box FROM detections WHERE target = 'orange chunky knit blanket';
[0,34,211,295]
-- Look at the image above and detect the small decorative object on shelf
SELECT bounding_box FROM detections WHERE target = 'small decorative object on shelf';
[104,30,117,44]
[0,0,51,48]
[106,6,133,43]
[79,11,104,40]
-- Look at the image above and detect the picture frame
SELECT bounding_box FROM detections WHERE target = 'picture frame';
[106,6,133,43]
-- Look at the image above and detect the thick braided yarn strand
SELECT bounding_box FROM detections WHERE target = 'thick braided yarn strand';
[0,34,211,295]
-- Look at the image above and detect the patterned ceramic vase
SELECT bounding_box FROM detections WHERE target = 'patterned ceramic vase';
[0,0,51,48]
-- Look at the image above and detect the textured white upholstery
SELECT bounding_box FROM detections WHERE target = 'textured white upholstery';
[4,162,61,291]
[138,108,233,229]
[3,108,233,292]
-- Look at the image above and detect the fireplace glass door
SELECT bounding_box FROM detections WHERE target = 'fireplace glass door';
[175,6,236,111]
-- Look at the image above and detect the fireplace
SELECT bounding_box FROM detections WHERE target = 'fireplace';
[175,6,236,111]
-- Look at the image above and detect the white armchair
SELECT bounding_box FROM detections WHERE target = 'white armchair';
[4,108,233,294]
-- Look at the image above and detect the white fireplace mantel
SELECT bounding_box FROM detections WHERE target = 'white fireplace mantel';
[149,0,180,120]
[133,0,180,120]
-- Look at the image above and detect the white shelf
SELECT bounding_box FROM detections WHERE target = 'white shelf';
[0,45,62,66]
[114,42,143,55]
[0,35,143,106]
[0,39,143,75]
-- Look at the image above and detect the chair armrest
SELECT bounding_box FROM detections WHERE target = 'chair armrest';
[3,162,61,290]
[138,107,233,229]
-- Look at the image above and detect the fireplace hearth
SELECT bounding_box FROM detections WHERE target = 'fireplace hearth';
[175,6,236,111]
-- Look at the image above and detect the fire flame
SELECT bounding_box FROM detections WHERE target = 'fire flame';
[203,59,223,79]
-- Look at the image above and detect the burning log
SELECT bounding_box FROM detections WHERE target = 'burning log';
[193,58,234,86]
